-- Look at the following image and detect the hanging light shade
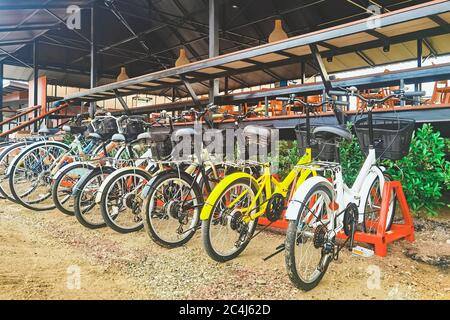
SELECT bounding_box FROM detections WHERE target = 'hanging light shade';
[175,48,190,67]
[269,19,288,43]
[117,66,129,82]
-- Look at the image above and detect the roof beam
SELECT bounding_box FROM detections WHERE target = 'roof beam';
[0,3,92,10]
[0,23,61,33]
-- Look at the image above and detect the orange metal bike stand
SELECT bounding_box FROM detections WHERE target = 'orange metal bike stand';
[337,181,415,257]
[258,217,288,230]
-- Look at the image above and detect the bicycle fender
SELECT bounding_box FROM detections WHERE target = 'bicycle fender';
[94,166,148,203]
[200,172,257,221]
[6,141,69,176]
[358,166,385,220]
[52,161,96,181]
[140,175,160,200]
[72,166,115,197]
[285,176,333,221]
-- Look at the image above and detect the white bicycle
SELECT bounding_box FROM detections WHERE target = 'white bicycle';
[284,87,423,291]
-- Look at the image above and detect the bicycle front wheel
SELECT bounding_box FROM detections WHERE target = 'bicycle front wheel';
[51,163,93,216]
[285,184,333,291]
[201,176,259,262]
[100,168,152,233]
[9,141,70,211]
[73,167,114,229]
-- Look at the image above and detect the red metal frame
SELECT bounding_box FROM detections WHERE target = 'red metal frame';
[336,181,415,257]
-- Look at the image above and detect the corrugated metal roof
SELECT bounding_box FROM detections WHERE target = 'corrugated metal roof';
[0,0,448,95]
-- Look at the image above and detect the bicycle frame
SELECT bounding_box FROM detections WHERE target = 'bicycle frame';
[288,150,384,228]
[202,148,316,224]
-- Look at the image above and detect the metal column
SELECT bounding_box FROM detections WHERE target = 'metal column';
[416,39,423,93]
[33,40,39,132]
[208,0,219,105]
[90,4,98,118]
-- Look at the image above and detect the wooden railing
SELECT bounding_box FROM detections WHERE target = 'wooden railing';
[0,102,70,138]
[0,105,41,127]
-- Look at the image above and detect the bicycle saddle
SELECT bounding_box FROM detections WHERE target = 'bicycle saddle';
[313,125,352,142]
[38,127,51,135]
[62,125,87,135]
[111,133,126,142]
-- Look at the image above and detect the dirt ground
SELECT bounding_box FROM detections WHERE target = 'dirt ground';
[0,199,449,300]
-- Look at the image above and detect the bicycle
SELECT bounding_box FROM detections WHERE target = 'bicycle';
[0,136,47,201]
[284,87,423,291]
[199,96,348,262]
[92,112,178,233]
[140,104,236,246]
[51,115,144,216]
[72,114,171,233]
[6,113,122,211]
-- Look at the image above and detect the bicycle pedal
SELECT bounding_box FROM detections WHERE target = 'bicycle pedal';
[351,246,374,258]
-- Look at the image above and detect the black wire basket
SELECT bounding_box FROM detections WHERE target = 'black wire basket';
[124,120,145,141]
[354,117,415,160]
[295,124,337,162]
[96,117,119,139]
[147,133,173,160]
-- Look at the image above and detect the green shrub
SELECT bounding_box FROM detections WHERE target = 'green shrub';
[384,124,450,216]
[278,124,450,216]
[63,133,75,145]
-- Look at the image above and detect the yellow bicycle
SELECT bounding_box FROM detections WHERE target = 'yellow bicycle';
[200,96,332,262]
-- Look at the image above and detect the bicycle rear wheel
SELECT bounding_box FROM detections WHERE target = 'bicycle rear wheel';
[52,163,93,215]
[143,171,202,248]
[285,184,333,291]
[0,141,28,201]
[100,169,153,233]
[73,167,114,229]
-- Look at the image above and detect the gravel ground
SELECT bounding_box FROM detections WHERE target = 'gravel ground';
[0,199,449,300]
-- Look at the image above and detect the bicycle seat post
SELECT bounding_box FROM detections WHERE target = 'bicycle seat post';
[367,102,375,149]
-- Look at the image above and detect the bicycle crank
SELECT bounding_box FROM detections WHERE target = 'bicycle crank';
[265,193,285,222]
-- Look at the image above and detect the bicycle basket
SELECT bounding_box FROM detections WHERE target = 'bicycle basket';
[295,124,337,162]
[124,120,145,141]
[97,117,119,139]
[147,132,173,160]
[354,117,415,160]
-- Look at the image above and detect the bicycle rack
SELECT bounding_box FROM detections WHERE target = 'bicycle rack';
[260,180,415,257]
[336,180,415,257]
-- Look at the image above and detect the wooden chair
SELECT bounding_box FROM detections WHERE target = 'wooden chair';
[427,80,449,104]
